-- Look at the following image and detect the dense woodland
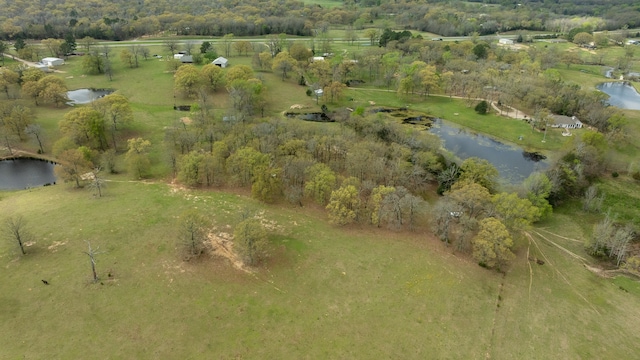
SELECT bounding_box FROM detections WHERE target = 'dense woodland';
[1,0,640,40]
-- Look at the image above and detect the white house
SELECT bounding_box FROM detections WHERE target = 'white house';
[41,57,64,66]
[312,56,325,62]
[212,56,228,68]
[498,38,514,45]
[551,115,583,129]
[173,53,184,60]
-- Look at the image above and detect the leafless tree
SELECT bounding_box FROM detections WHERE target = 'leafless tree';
[3,215,31,255]
[25,124,44,153]
[87,168,106,197]
[164,40,180,56]
[84,241,105,282]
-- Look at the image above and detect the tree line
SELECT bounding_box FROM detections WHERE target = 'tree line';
[1,0,639,41]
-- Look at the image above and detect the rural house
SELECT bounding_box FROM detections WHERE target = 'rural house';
[551,115,583,129]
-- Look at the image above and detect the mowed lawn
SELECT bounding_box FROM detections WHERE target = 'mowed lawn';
[1,182,640,359]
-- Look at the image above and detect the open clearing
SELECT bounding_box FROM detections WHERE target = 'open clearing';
[1,183,639,359]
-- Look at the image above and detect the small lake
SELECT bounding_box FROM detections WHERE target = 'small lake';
[428,119,548,183]
[0,158,57,190]
[67,88,114,105]
[596,82,640,110]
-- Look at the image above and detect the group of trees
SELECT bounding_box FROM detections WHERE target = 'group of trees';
[50,91,143,187]
[429,156,550,269]
[0,67,65,155]
[164,92,565,269]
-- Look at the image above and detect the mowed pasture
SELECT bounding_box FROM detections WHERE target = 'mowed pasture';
[2,181,640,359]
[1,39,640,358]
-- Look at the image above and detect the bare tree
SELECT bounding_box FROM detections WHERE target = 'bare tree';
[130,45,143,67]
[184,41,196,56]
[87,168,106,197]
[24,124,44,153]
[101,44,111,59]
[164,40,180,56]
[84,241,104,282]
[3,216,31,255]
[582,185,604,212]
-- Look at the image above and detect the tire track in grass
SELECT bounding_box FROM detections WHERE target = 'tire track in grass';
[532,231,587,262]
[486,272,506,360]
[526,235,533,302]
[527,232,600,315]
[536,228,583,243]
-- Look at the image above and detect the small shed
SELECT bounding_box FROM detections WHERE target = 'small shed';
[41,57,64,66]
[212,57,228,68]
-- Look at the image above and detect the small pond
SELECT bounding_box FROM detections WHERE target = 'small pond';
[285,112,334,122]
[428,119,548,183]
[0,158,57,190]
[596,82,640,110]
[67,88,114,105]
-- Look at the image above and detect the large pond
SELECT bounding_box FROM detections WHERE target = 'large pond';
[67,88,113,105]
[428,119,548,183]
[0,158,57,190]
[596,82,640,110]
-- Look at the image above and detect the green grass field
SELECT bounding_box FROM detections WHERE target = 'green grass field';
[1,181,639,359]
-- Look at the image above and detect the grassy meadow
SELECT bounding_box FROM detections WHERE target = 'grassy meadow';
[2,180,640,359]
[2,37,640,358]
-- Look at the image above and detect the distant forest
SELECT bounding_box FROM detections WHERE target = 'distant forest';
[1,0,639,40]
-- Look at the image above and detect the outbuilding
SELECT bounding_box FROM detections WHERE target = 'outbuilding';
[41,57,64,66]
[212,56,228,68]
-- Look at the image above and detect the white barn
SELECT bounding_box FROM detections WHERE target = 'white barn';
[41,57,64,66]
[212,57,228,68]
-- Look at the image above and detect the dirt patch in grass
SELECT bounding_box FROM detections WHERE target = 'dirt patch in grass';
[208,230,251,274]
[48,241,67,252]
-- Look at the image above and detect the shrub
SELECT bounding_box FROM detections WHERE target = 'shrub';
[306,88,312,96]
[474,100,489,115]
[612,172,619,178]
